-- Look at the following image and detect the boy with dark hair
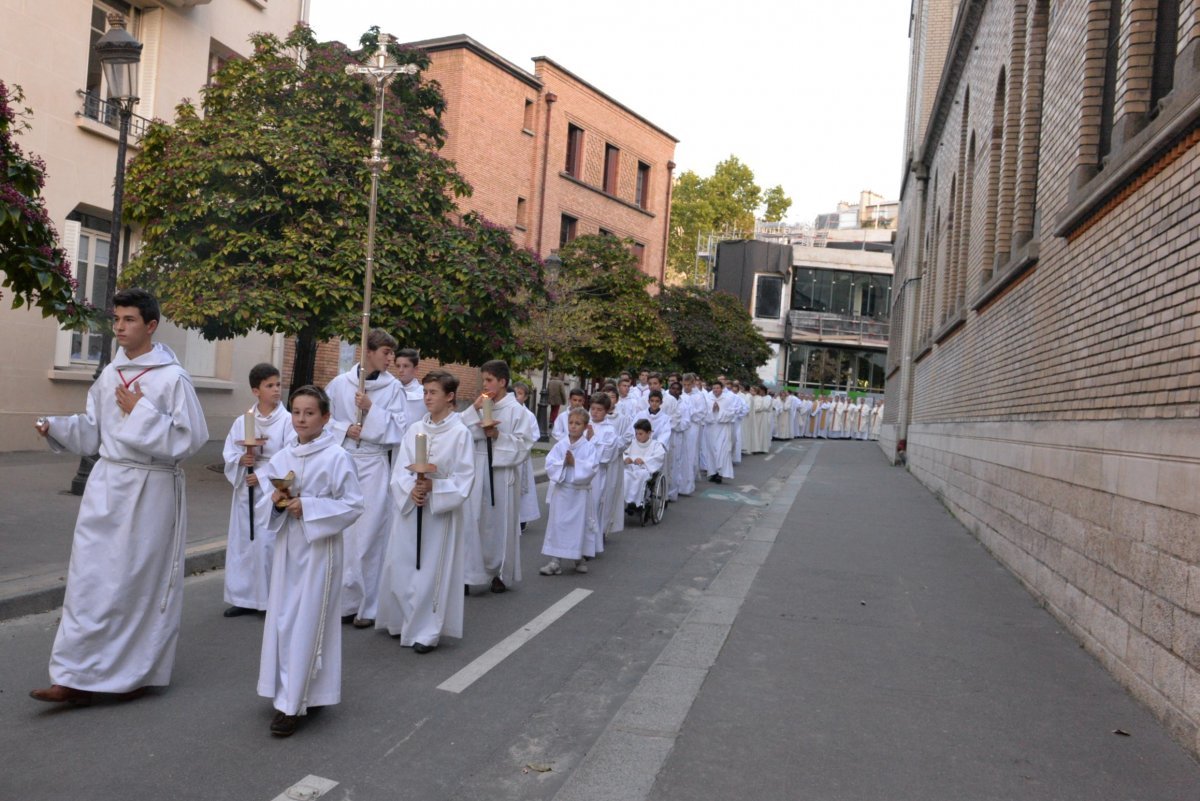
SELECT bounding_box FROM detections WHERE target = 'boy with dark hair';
[325,328,409,628]
[623,418,667,511]
[378,370,474,653]
[31,287,208,705]
[392,347,425,430]
[463,360,534,593]
[222,362,290,617]
[258,385,363,737]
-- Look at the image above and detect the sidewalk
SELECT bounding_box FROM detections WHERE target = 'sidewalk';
[0,441,547,620]
[561,442,1200,800]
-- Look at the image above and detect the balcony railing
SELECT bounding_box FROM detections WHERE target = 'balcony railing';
[77,91,153,141]
[788,310,890,345]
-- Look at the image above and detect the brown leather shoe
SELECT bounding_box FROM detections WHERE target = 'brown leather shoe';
[30,684,93,705]
[352,617,374,629]
[490,577,507,593]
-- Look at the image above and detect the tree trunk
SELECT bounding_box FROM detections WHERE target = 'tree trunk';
[291,329,318,391]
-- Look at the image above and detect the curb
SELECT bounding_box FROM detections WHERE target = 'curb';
[0,466,547,623]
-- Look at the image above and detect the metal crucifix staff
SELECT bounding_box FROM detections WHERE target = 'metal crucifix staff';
[345,34,419,441]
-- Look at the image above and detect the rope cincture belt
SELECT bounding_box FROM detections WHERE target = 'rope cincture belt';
[100,457,185,613]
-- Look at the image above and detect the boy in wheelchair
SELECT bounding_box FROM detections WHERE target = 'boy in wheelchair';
[623,419,667,514]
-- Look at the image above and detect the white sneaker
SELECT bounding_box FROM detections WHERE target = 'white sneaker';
[574,561,589,574]
[539,559,562,576]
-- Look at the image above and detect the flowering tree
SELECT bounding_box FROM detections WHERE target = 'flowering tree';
[122,26,544,388]
[0,81,99,330]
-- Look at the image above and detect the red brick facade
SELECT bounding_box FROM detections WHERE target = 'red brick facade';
[284,36,678,399]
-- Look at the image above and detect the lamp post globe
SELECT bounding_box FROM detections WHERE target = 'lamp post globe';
[95,13,142,108]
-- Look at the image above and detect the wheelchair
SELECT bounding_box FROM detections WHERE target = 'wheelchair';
[624,469,668,527]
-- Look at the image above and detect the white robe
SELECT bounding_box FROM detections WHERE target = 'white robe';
[396,378,426,434]
[681,389,706,491]
[585,419,618,557]
[730,391,749,462]
[871,403,885,440]
[755,395,774,452]
[832,400,848,438]
[44,343,208,692]
[623,438,667,506]
[605,413,633,536]
[741,393,759,455]
[377,414,474,647]
[542,436,598,561]
[518,405,542,525]
[667,393,691,500]
[222,402,291,610]
[257,430,363,715]
[846,403,862,440]
[463,393,534,585]
[816,401,832,438]
[326,367,408,620]
[703,392,737,479]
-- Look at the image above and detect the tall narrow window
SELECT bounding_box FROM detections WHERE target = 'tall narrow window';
[754,275,784,319]
[560,214,578,248]
[636,161,651,208]
[523,98,535,131]
[631,241,646,269]
[1150,0,1180,110]
[516,197,527,229]
[604,144,620,194]
[565,124,584,176]
[1099,0,1122,159]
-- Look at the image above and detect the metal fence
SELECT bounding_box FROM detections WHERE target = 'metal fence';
[77,91,153,141]
[787,310,890,344]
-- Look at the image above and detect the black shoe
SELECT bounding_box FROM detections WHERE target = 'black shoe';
[412,642,436,654]
[465,584,471,596]
[713,476,723,484]
[270,712,301,737]
[490,577,507,593]
[352,618,374,629]
[341,614,357,624]
[223,606,255,618]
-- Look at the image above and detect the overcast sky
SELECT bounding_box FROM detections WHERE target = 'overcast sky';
[308,0,912,226]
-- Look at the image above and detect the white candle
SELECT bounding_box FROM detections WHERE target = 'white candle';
[244,411,256,443]
[482,394,494,423]
[415,432,427,465]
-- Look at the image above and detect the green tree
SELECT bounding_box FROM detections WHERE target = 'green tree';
[666,155,762,286]
[1,81,100,330]
[518,234,674,380]
[122,25,544,388]
[762,184,792,223]
[658,285,770,384]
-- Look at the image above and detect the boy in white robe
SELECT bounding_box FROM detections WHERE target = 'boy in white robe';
[680,374,706,494]
[393,348,427,431]
[32,288,208,706]
[222,363,290,617]
[512,383,542,529]
[623,420,667,509]
[326,329,408,628]
[703,380,737,483]
[584,393,618,560]
[539,408,598,575]
[463,360,535,593]
[551,387,586,445]
[603,385,632,538]
[378,371,474,653]
[667,381,691,500]
[259,385,364,737]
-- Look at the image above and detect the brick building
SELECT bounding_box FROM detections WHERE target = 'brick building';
[298,34,678,399]
[886,0,1200,757]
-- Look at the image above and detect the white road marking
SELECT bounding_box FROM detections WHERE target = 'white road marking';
[270,775,338,801]
[764,453,776,461]
[438,588,593,694]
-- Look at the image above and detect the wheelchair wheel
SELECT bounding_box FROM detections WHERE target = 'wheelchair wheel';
[650,472,668,524]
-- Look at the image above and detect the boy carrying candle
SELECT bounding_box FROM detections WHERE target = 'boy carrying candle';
[221,363,290,618]
[377,371,475,653]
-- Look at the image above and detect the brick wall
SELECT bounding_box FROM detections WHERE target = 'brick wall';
[887,0,1200,758]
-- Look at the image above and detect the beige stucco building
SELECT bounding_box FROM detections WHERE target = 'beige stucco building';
[887,0,1200,757]
[0,0,309,452]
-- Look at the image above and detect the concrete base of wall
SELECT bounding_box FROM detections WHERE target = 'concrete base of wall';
[905,420,1200,759]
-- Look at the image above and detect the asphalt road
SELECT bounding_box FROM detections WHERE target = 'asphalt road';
[1,440,808,801]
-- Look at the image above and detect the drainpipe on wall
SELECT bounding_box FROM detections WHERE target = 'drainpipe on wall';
[896,160,929,454]
[659,160,676,289]
[534,92,557,255]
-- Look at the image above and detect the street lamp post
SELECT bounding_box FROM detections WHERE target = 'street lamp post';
[536,252,562,441]
[71,13,142,495]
